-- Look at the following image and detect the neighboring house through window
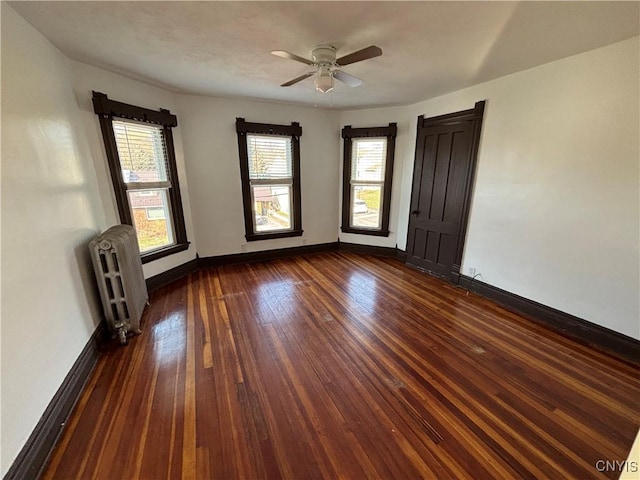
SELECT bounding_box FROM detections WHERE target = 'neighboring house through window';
[92,91,188,263]
[235,117,303,241]
[341,123,397,236]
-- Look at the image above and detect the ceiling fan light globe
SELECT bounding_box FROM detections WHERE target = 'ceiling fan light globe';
[314,74,334,93]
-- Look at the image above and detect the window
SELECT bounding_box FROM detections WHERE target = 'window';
[341,123,397,236]
[236,118,303,241]
[146,207,166,220]
[93,92,188,263]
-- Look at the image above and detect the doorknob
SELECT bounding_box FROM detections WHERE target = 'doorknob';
[411,210,420,215]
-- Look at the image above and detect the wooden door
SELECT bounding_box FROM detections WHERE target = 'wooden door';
[406,102,485,282]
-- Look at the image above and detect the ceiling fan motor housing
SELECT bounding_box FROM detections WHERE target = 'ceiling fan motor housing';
[312,45,337,66]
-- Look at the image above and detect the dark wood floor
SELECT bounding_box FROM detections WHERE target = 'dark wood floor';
[43,252,639,479]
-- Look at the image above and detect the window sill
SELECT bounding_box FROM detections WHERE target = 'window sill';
[141,242,190,264]
[246,230,303,242]
[340,227,390,237]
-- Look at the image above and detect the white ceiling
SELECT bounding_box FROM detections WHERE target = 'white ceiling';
[9,1,640,110]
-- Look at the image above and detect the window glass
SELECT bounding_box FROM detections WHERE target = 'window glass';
[351,184,382,229]
[246,134,294,234]
[252,185,292,232]
[128,189,174,252]
[113,120,174,252]
[350,137,387,230]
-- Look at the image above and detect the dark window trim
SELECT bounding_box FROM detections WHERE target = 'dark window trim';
[235,117,303,241]
[92,92,177,127]
[92,91,188,263]
[341,123,397,236]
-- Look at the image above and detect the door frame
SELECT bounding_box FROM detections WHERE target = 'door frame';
[407,100,486,284]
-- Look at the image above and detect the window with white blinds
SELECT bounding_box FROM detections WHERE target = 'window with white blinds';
[341,123,397,236]
[93,91,188,262]
[112,119,175,252]
[351,138,387,183]
[236,118,303,241]
[247,135,293,180]
[113,120,170,184]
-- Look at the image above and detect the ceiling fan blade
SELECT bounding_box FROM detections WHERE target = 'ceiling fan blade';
[271,50,315,65]
[333,70,363,87]
[281,72,315,87]
[336,45,382,66]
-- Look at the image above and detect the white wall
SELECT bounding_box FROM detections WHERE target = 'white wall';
[177,95,340,256]
[70,62,198,278]
[340,37,640,340]
[0,5,107,474]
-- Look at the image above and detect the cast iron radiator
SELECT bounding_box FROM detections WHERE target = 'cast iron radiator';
[89,225,148,345]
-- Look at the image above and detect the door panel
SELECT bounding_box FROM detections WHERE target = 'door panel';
[406,103,485,280]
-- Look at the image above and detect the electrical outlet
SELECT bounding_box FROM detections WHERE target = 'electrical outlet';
[469,267,476,277]
[240,244,247,252]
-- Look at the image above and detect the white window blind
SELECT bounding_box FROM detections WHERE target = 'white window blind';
[247,134,293,180]
[113,120,169,184]
[351,138,386,182]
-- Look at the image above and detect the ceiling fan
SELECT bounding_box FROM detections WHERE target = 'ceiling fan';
[271,44,382,93]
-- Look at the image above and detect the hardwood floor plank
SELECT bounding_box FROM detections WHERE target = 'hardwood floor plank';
[180,276,197,480]
[42,253,639,479]
[131,333,161,479]
[198,270,214,370]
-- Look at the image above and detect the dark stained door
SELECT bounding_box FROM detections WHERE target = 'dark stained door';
[406,102,485,281]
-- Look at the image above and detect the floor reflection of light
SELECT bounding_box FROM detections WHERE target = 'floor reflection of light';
[150,312,186,366]
[255,280,295,322]
[347,272,378,315]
